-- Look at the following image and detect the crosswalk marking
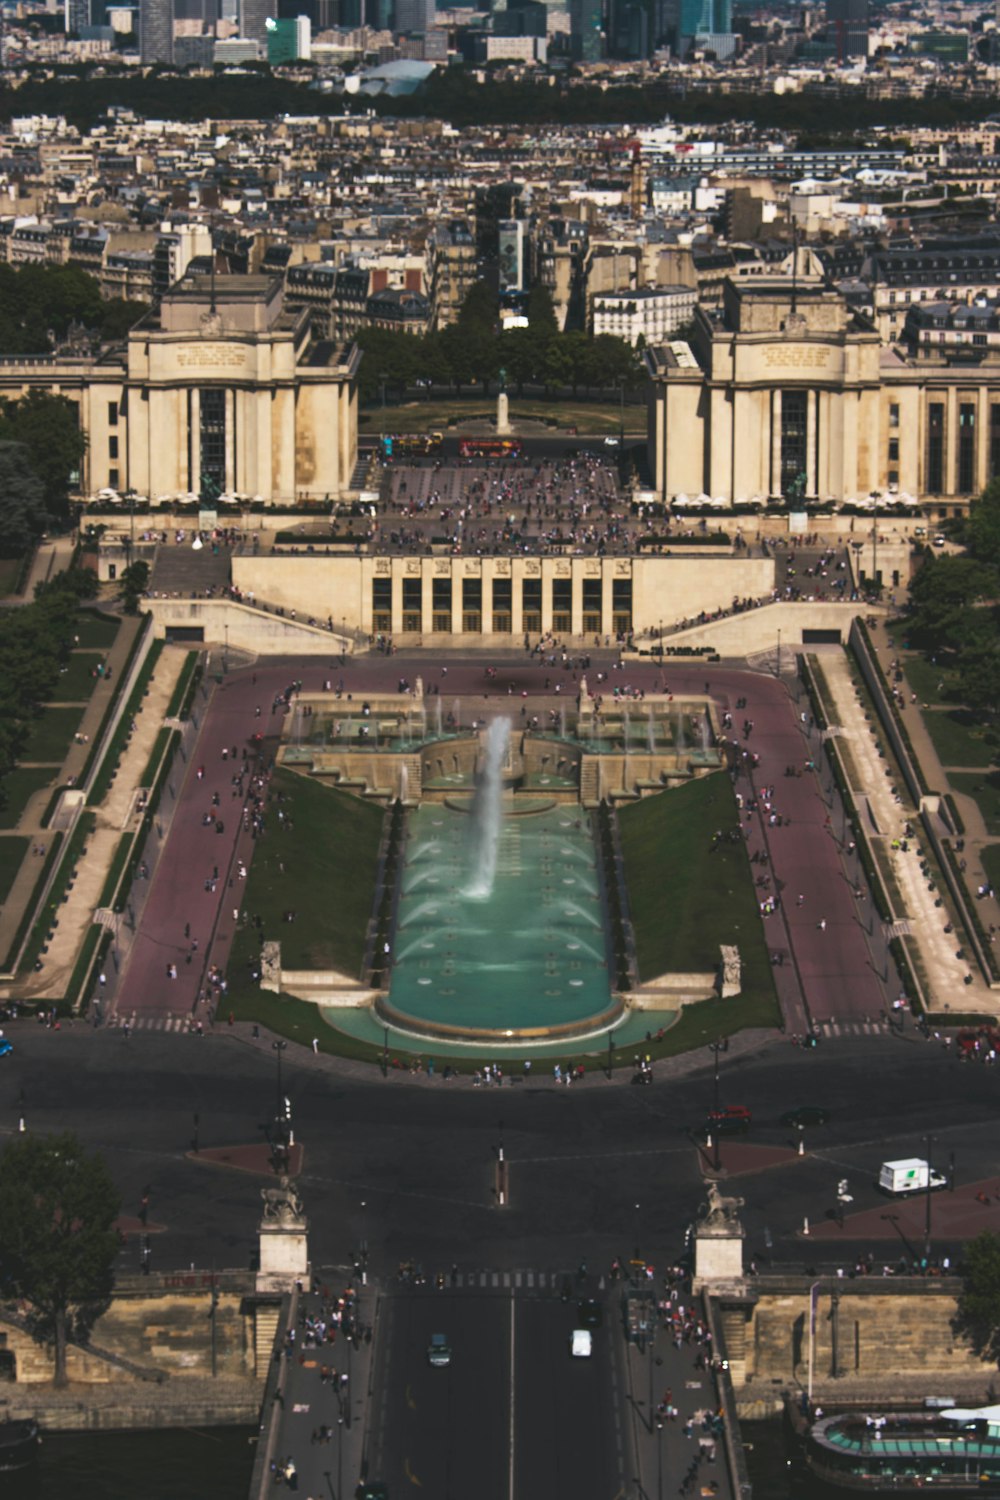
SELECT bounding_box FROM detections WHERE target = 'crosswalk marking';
[815,1018,890,1039]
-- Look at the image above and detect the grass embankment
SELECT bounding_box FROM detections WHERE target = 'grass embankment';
[49,654,105,702]
[0,837,29,903]
[0,767,60,828]
[19,707,84,764]
[618,773,780,1040]
[228,768,383,1028]
[982,845,1000,898]
[72,612,121,649]
[950,773,1000,837]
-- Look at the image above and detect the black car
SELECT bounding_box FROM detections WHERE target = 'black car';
[576,1299,603,1329]
[779,1105,830,1128]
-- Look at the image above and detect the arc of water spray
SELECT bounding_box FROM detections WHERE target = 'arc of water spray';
[465,718,510,900]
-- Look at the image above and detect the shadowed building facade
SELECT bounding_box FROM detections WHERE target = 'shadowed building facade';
[646,277,1000,519]
[0,273,360,505]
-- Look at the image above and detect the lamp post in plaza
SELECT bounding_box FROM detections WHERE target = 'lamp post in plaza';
[707,1036,727,1173]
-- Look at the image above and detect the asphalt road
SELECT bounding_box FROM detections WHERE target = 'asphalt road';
[3,1023,999,1279]
[366,1284,626,1500]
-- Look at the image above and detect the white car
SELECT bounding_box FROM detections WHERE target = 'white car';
[571,1329,592,1358]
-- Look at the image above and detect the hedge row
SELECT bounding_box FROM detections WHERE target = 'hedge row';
[76,613,153,790]
[20,813,96,976]
[87,639,164,806]
[598,804,630,990]
[100,726,180,915]
[165,652,200,719]
[370,800,405,988]
[64,923,111,1013]
[940,840,1000,984]
[852,619,933,798]
[1,834,63,972]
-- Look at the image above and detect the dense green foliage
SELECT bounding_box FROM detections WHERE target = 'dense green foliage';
[0,1131,120,1386]
[0,263,146,356]
[0,390,87,518]
[908,481,1000,742]
[359,280,639,399]
[0,569,98,803]
[956,1231,1000,1365]
[3,67,999,132]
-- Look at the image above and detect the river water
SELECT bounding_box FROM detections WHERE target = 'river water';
[12,1425,256,1499]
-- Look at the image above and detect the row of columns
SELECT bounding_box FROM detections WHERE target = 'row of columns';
[378,568,628,637]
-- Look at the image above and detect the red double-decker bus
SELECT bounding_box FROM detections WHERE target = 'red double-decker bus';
[458,438,522,460]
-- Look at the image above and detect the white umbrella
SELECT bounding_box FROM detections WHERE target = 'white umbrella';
[672,493,692,508]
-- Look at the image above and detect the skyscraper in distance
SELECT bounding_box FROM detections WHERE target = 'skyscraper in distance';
[140,0,174,61]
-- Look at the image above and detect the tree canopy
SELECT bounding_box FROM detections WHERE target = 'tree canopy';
[0,263,146,356]
[956,1231,1000,1366]
[0,390,87,517]
[0,1131,121,1386]
[357,282,640,403]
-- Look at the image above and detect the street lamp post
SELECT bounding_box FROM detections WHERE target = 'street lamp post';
[272,1039,287,1166]
[924,1133,936,1263]
[776,626,781,679]
[708,1037,727,1173]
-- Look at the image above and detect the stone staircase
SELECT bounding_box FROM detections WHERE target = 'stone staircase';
[580,757,600,807]
[254,1302,283,1376]
[150,541,233,597]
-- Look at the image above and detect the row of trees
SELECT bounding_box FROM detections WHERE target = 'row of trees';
[907,478,1000,729]
[0,567,98,800]
[357,282,642,404]
[0,264,146,358]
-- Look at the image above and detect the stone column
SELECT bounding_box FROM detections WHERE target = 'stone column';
[570,566,584,638]
[421,566,433,636]
[770,388,783,497]
[806,388,818,497]
[511,567,524,639]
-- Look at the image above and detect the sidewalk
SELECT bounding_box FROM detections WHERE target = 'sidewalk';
[817,648,992,1010]
[0,612,142,983]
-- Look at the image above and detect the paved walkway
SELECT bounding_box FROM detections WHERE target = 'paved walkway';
[816,646,992,1011]
[0,612,141,983]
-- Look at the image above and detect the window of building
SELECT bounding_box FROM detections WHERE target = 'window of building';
[888,437,899,464]
[551,578,571,635]
[491,576,511,634]
[431,577,452,634]
[108,400,118,427]
[522,577,542,634]
[611,579,632,637]
[990,406,1000,481]
[462,577,482,634]
[780,389,808,499]
[109,435,119,461]
[372,577,392,635]
[108,468,119,489]
[926,402,945,494]
[200,388,226,494]
[402,577,421,633]
[889,403,899,428]
[958,402,976,493]
[582,578,602,635]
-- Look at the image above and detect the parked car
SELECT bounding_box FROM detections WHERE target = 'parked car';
[0,1039,12,1059]
[706,1105,751,1133]
[779,1106,830,1128]
[571,1329,593,1358]
[427,1333,451,1368]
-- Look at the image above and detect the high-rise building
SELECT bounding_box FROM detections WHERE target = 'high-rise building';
[239,0,269,40]
[65,0,91,33]
[266,12,311,57]
[569,0,603,60]
[827,0,868,60]
[394,0,432,31]
[664,0,729,51]
[139,0,173,61]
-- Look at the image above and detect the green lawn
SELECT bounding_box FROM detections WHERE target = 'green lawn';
[72,612,121,649]
[618,773,779,1026]
[0,767,57,827]
[950,772,1000,838]
[920,709,997,769]
[0,837,29,901]
[48,654,104,702]
[228,768,383,1006]
[982,844,1000,896]
[19,706,84,765]
[902,656,961,706]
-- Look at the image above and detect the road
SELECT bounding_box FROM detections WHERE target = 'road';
[365,1283,626,1500]
[3,1023,1000,1278]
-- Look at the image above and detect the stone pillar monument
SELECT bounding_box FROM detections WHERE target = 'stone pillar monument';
[256,1177,310,1293]
[496,391,511,435]
[693,1181,746,1293]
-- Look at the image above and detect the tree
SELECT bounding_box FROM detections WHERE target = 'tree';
[0,442,48,557]
[120,558,150,614]
[907,554,998,651]
[526,283,558,335]
[0,1132,121,1386]
[0,391,87,515]
[966,478,1000,570]
[956,1231,1000,1365]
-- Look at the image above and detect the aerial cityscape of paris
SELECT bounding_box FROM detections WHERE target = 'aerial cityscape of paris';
[2,0,1000,1494]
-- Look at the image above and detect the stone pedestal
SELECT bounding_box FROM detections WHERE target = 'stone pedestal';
[496,392,510,435]
[256,1178,310,1293]
[719,944,741,998]
[692,1182,746,1293]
